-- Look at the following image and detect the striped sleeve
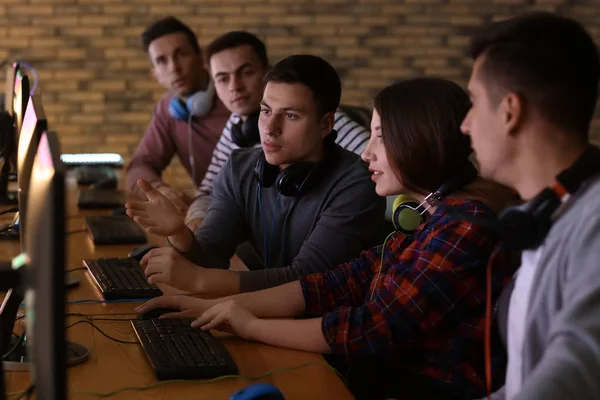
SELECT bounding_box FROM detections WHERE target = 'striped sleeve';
[185,116,240,223]
[332,111,370,155]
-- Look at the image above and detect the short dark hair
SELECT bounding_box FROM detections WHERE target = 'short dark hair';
[469,12,600,139]
[374,78,473,195]
[263,55,341,117]
[141,16,200,54]
[206,31,268,67]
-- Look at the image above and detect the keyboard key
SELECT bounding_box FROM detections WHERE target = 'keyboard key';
[131,319,238,380]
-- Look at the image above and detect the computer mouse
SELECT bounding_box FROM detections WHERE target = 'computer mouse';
[65,275,80,289]
[110,206,127,216]
[129,244,160,261]
[137,308,179,320]
[229,383,285,400]
[90,177,117,190]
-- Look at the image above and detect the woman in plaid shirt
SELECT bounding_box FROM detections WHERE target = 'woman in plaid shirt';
[137,78,516,399]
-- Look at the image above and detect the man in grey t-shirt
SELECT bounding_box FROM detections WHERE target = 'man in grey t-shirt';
[461,13,600,400]
[126,54,386,296]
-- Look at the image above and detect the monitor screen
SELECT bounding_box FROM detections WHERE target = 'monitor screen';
[0,62,20,176]
[12,70,30,143]
[16,91,47,245]
[4,62,17,115]
[24,130,66,399]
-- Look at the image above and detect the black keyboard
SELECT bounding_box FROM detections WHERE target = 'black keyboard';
[85,216,147,245]
[84,258,161,300]
[74,165,117,185]
[131,318,239,380]
[77,189,125,209]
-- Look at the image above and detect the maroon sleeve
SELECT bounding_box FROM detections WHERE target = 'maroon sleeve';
[126,95,176,198]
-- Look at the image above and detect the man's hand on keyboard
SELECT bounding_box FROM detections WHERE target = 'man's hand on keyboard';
[141,247,203,292]
[135,294,216,319]
[125,179,188,238]
[191,300,258,340]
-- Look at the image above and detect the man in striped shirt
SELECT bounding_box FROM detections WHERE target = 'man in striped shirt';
[185,31,370,230]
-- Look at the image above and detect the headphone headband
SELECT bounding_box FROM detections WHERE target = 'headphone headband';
[254,137,340,197]
[498,145,600,251]
[393,162,478,234]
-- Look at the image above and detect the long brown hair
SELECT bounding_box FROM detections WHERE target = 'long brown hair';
[374,77,517,212]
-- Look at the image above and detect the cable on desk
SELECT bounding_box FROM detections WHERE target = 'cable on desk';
[0,207,18,216]
[10,384,35,400]
[65,228,87,235]
[65,267,87,273]
[20,298,151,308]
[0,225,16,234]
[66,312,133,322]
[66,298,152,304]
[1,331,25,361]
[65,320,138,345]
[21,362,342,398]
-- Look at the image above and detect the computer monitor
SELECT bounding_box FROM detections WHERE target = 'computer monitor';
[12,69,30,145]
[16,91,47,244]
[0,62,23,205]
[0,131,65,399]
[4,62,17,114]
[23,130,66,399]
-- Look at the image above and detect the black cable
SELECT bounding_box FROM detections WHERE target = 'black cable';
[65,320,138,345]
[0,207,17,216]
[66,313,133,322]
[65,267,87,273]
[1,331,24,361]
[0,225,15,234]
[65,229,87,235]
[15,384,34,400]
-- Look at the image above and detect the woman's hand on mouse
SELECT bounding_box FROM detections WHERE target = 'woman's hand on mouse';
[135,295,216,319]
[125,179,188,239]
[192,300,258,340]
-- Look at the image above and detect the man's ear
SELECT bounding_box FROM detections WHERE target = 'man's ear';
[320,112,335,139]
[501,92,525,136]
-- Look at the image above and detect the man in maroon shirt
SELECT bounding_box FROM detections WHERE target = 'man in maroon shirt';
[126,17,230,213]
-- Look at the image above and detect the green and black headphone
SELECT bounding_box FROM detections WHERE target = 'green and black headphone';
[392,162,479,234]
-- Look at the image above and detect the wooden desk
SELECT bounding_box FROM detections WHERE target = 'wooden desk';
[0,184,353,399]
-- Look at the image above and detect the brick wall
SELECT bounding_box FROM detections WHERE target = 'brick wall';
[1,0,599,191]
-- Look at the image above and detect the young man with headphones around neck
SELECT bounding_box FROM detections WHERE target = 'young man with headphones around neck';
[184,31,371,231]
[126,55,386,295]
[134,77,517,400]
[126,17,230,213]
[461,13,600,400]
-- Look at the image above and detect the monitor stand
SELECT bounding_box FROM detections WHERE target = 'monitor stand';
[0,213,19,241]
[2,338,89,371]
[0,156,17,205]
[0,192,17,206]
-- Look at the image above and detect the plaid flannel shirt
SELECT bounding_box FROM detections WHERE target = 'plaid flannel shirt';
[300,199,513,395]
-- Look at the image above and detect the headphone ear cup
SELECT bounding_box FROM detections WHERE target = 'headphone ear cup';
[276,162,317,197]
[231,121,244,147]
[231,115,261,148]
[498,206,552,250]
[392,194,425,234]
[241,117,260,145]
[254,152,278,188]
[168,97,189,121]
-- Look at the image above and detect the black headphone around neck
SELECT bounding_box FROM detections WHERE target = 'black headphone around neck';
[392,162,479,234]
[497,145,600,251]
[254,130,339,197]
[231,112,260,148]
